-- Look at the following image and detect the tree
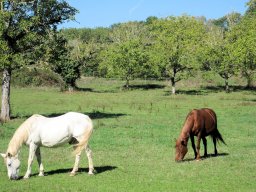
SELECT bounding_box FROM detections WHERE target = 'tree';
[46,32,80,91]
[68,40,103,77]
[99,22,152,88]
[148,16,206,94]
[200,13,242,92]
[228,14,256,88]
[199,24,233,92]
[245,0,256,16]
[99,39,149,88]
[211,12,242,31]
[61,27,111,77]
[0,0,77,122]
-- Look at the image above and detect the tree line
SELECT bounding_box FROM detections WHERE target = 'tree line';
[60,1,256,94]
[0,0,256,122]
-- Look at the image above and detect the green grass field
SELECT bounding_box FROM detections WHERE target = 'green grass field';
[0,78,256,192]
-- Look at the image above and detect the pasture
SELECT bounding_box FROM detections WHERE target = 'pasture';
[0,77,256,192]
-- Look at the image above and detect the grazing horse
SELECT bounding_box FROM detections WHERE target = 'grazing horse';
[1,112,95,180]
[175,108,226,161]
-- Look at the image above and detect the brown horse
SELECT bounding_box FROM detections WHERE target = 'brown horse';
[175,108,226,161]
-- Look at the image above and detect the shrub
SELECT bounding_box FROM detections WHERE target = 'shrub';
[9,67,65,87]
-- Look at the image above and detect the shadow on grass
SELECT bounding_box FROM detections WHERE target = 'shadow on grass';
[12,111,126,120]
[45,111,126,119]
[204,85,256,93]
[165,85,256,96]
[176,90,208,95]
[164,86,220,96]
[76,84,165,92]
[75,87,94,92]
[28,166,117,178]
[127,84,165,90]
[179,152,229,163]
[76,87,120,93]
[164,89,210,96]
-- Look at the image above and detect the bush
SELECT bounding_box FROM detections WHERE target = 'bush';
[10,67,65,87]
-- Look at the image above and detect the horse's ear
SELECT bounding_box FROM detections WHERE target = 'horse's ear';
[1,153,7,158]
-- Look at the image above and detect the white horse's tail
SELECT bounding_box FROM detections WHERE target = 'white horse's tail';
[73,118,93,155]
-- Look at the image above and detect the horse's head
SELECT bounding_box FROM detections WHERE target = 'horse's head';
[1,153,20,180]
[175,139,188,162]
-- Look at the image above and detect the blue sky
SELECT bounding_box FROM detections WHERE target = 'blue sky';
[60,0,249,29]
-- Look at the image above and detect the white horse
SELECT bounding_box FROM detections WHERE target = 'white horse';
[1,112,95,180]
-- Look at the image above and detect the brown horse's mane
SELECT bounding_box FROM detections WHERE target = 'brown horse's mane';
[7,115,40,156]
[178,111,195,142]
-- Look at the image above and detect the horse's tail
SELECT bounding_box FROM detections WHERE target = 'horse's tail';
[73,117,93,155]
[207,109,226,145]
[212,128,226,145]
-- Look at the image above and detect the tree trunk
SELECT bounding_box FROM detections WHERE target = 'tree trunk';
[171,78,176,95]
[246,77,253,88]
[68,86,74,92]
[125,77,130,89]
[224,78,230,93]
[1,68,11,122]
[244,72,254,88]
[67,81,76,92]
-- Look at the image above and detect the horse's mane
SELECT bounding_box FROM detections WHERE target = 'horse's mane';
[7,115,41,156]
[179,111,195,140]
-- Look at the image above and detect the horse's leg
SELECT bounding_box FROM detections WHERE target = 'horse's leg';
[196,135,201,160]
[202,137,207,157]
[24,143,37,179]
[213,137,218,156]
[70,150,82,176]
[85,146,95,175]
[190,135,197,159]
[35,147,44,176]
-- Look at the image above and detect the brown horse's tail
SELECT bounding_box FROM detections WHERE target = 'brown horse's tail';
[212,128,226,145]
[73,118,93,155]
[208,110,226,145]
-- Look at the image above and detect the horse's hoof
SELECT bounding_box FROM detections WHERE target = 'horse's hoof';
[23,176,29,179]
[88,168,96,175]
[38,173,44,177]
[69,172,76,176]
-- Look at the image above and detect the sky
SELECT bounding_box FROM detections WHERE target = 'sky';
[60,0,249,29]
